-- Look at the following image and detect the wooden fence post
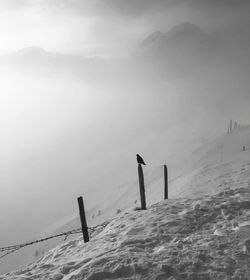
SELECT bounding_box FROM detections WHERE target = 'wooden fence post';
[77,196,89,243]
[164,165,168,199]
[229,120,233,132]
[138,164,146,210]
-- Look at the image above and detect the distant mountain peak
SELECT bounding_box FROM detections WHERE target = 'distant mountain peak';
[17,46,47,56]
[167,22,203,37]
[139,23,206,50]
[136,22,217,65]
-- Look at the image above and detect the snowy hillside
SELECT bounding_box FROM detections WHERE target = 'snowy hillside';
[1,125,250,279]
[2,182,250,279]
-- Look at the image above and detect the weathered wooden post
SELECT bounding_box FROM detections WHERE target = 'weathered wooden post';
[77,196,89,243]
[138,164,146,210]
[164,165,168,199]
[229,120,233,132]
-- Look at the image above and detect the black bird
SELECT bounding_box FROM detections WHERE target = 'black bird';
[136,154,146,165]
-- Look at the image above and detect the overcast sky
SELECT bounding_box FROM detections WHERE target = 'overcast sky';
[0,0,249,56]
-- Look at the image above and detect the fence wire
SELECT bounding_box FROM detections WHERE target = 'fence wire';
[0,221,109,260]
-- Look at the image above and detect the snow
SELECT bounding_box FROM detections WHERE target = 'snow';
[1,125,250,279]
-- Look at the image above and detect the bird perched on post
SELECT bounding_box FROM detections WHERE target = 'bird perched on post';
[136,154,146,165]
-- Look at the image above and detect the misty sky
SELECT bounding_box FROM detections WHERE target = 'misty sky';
[0,0,249,56]
[0,0,250,274]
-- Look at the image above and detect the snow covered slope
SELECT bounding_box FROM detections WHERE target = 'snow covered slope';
[2,184,250,279]
[1,125,250,279]
[170,124,250,199]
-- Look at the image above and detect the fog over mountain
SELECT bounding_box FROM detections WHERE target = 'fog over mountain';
[0,0,250,274]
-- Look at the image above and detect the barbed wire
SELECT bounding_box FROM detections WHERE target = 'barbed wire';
[0,216,243,262]
[0,221,110,260]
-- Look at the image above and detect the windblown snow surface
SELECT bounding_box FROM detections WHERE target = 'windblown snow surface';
[1,126,250,280]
